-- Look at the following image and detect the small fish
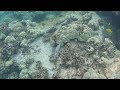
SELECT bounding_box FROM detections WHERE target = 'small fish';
[54,44,61,57]
[108,23,111,26]
[106,28,113,33]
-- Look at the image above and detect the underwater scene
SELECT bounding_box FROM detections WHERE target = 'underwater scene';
[0,11,120,79]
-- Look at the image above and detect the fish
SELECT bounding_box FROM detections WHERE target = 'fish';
[106,28,113,33]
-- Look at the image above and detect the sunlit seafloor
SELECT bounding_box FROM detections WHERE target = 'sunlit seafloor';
[0,11,120,79]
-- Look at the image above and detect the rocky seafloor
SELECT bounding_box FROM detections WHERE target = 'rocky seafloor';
[0,11,120,79]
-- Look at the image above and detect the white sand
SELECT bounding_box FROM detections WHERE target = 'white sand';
[30,37,54,77]
[13,37,55,78]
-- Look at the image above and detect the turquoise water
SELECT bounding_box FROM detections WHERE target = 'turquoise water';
[0,11,61,23]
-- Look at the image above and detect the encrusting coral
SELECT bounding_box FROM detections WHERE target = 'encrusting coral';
[49,11,120,79]
[0,11,120,79]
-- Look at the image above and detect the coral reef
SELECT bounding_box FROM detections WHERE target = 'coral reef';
[0,11,120,79]
[50,22,94,47]
[82,68,106,79]
[0,16,47,79]
[48,11,120,79]
[51,38,119,79]
[0,59,20,79]
[28,61,49,79]
[19,58,49,79]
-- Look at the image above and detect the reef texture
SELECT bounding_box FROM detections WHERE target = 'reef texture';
[0,11,120,79]
[49,11,120,79]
